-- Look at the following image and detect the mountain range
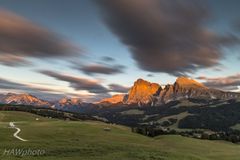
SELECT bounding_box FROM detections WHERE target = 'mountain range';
[1,77,240,132]
[99,77,240,107]
[51,97,96,113]
[0,93,49,106]
[1,77,239,108]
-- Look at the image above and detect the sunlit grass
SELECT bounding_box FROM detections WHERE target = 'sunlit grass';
[0,111,240,160]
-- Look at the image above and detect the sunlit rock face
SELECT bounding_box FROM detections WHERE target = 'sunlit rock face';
[171,77,210,100]
[0,93,50,106]
[126,79,161,106]
[175,77,207,89]
[99,77,240,107]
[158,77,217,104]
[174,77,240,100]
[158,77,240,104]
[99,94,126,104]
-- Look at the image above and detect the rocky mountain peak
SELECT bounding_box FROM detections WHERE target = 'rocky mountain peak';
[58,97,82,106]
[175,77,207,88]
[98,77,240,107]
[0,93,49,106]
[134,78,148,84]
[99,94,126,104]
[127,78,161,105]
[132,78,161,92]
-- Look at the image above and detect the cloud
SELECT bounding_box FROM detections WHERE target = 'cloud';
[0,77,65,100]
[196,74,240,91]
[147,74,154,77]
[39,70,109,94]
[0,77,110,102]
[96,0,239,76]
[101,56,115,62]
[77,64,125,75]
[0,54,32,67]
[108,84,130,93]
[38,70,131,99]
[0,9,80,66]
[0,78,25,90]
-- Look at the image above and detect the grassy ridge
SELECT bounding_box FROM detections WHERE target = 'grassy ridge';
[0,111,240,160]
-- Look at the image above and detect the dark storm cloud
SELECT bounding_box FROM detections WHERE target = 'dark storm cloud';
[197,74,240,91]
[96,0,239,76]
[39,70,109,94]
[78,64,125,75]
[0,9,79,66]
[108,84,130,93]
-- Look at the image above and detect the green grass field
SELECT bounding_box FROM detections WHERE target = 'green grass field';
[231,123,240,131]
[1,111,240,160]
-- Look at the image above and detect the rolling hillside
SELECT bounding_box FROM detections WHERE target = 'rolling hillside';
[1,111,240,160]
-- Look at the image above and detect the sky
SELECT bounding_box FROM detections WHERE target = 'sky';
[0,0,239,102]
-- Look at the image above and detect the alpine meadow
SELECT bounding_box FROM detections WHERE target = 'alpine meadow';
[0,0,240,160]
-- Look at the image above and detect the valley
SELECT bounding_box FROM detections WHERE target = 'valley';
[1,77,240,143]
[0,1,239,159]
[1,111,240,160]
[1,77,240,160]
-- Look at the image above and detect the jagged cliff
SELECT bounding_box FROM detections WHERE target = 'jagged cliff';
[99,77,240,106]
[126,79,161,105]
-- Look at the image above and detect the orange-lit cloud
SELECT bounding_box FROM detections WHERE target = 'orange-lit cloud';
[0,54,32,66]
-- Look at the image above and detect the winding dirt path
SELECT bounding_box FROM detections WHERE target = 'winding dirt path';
[9,122,28,142]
